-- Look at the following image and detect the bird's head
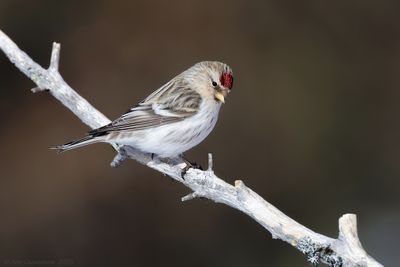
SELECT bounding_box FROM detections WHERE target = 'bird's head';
[187,61,234,104]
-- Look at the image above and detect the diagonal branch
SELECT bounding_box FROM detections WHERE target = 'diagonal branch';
[0,29,383,267]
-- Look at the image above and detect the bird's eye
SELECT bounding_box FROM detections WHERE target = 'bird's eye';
[212,81,218,87]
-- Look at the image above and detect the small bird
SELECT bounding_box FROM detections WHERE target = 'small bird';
[55,61,233,166]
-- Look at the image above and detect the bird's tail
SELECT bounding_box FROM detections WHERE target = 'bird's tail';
[51,135,102,153]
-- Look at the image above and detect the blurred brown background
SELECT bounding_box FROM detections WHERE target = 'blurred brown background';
[0,0,399,266]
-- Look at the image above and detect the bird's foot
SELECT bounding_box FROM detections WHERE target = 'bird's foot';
[181,157,203,179]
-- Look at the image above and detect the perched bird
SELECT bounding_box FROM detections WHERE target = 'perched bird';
[55,61,233,164]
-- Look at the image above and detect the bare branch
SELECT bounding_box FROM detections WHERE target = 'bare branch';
[0,30,109,129]
[0,29,383,267]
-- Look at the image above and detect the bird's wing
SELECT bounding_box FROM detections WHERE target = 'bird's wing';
[89,78,202,135]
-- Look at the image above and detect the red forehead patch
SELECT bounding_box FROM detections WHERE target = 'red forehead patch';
[220,72,233,89]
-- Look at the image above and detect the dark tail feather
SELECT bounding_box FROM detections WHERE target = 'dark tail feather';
[51,135,101,153]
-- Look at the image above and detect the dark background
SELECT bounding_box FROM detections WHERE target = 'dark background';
[0,1,399,266]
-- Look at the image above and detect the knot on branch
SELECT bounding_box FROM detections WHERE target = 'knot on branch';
[338,214,363,251]
[31,42,60,93]
[234,180,250,202]
[182,192,201,202]
[297,236,343,267]
[49,42,60,71]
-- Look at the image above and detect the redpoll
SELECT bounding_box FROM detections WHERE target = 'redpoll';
[55,61,234,161]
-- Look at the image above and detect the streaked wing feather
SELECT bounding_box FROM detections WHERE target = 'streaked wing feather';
[89,78,201,135]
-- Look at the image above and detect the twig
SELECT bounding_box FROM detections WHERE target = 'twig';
[0,29,383,267]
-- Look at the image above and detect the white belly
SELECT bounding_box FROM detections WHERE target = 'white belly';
[114,105,221,157]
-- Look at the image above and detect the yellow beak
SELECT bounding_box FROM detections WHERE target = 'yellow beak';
[215,92,225,103]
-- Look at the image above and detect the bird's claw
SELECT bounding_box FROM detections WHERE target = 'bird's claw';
[180,160,203,180]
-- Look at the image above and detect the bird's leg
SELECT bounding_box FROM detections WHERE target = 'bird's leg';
[180,154,203,179]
